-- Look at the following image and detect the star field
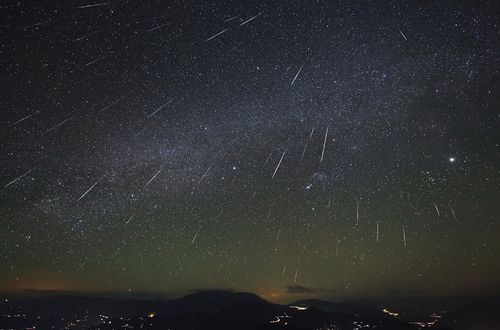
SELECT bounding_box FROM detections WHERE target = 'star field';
[1,0,500,302]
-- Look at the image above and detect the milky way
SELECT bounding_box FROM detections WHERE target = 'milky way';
[1,0,499,301]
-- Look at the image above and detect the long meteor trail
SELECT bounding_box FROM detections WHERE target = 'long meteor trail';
[240,13,262,26]
[144,167,163,188]
[77,178,103,201]
[272,149,287,179]
[4,168,35,188]
[291,63,304,86]
[147,98,173,118]
[205,29,229,41]
[78,3,108,9]
[320,126,328,163]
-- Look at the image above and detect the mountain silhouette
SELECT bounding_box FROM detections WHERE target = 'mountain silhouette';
[166,290,272,314]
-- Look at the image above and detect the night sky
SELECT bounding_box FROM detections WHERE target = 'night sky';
[1,0,500,302]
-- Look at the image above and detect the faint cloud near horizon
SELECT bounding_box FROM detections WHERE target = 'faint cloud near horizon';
[286,285,317,294]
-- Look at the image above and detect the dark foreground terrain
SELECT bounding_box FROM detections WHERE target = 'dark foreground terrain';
[1,290,498,329]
